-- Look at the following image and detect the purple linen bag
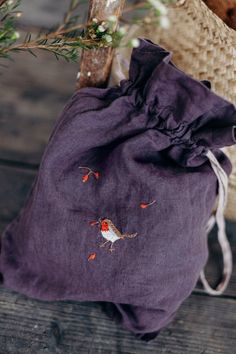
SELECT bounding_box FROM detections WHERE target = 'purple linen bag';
[0,39,236,340]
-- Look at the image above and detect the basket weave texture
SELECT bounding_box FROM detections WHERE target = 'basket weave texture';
[111,0,236,220]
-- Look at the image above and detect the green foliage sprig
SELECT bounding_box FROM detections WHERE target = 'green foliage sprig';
[0,0,21,58]
[0,0,174,62]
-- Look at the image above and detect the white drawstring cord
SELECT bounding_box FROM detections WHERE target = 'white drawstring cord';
[200,150,233,295]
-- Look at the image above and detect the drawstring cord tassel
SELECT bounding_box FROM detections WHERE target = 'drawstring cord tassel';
[200,150,233,296]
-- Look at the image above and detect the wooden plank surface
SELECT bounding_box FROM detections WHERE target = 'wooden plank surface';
[0,286,235,354]
[0,51,78,165]
[196,221,236,297]
[0,1,86,165]
[18,0,87,29]
[0,165,35,222]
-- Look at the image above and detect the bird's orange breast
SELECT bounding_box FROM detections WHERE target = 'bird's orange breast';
[100,221,109,232]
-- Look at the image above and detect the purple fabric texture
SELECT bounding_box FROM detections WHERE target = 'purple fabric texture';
[1,38,236,339]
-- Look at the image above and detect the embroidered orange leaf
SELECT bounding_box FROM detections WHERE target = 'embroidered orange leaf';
[88,252,96,261]
[140,200,156,209]
[140,203,148,209]
[82,174,90,183]
[89,220,98,226]
[94,171,100,179]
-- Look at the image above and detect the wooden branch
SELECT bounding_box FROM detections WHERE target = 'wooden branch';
[76,0,126,90]
[203,0,236,30]
[0,0,8,6]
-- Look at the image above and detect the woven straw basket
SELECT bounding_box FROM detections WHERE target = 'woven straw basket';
[111,0,236,220]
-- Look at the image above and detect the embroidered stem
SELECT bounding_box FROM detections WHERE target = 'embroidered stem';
[79,166,100,182]
[140,200,156,209]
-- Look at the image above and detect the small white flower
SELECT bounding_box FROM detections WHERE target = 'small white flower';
[108,15,117,23]
[13,31,20,39]
[144,16,152,24]
[104,34,113,43]
[106,0,117,7]
[118,26,127,36]
[148,0,168,16]
[130,38,140,48]
[98,25,106,32]
[8,0,14,5]
[92,18,98,23]
[160,16,170,29]
[87,71,91,77]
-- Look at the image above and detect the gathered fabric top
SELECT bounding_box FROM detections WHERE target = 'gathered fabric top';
[115,39,236,167]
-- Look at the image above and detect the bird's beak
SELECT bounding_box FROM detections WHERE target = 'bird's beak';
[90,220,99,226]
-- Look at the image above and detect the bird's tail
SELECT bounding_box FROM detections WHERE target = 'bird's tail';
[123,232,138,239]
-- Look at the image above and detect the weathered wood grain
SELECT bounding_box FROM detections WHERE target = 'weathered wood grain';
[17,0,87,29]
[196,221,236,296]
[0,50,78,164]
[0,286,235,354]
[0,165,36,222]
[77,0,126,89]
[0,2,81,165]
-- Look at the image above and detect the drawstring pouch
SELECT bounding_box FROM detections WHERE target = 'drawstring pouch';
[0,38,236,341]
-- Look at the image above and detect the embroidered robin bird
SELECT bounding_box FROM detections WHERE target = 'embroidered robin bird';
[90,218,138,252]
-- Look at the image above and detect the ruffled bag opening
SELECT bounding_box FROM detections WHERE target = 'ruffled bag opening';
[121,38,236,168]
